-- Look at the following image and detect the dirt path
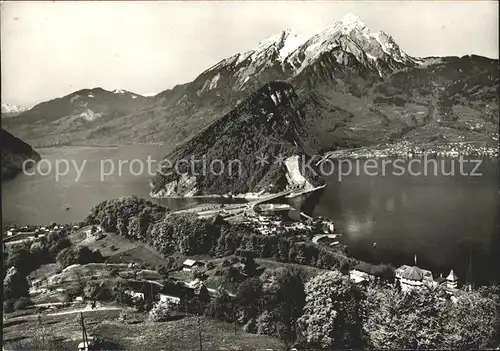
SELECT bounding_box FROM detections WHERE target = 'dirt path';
[4,305,131,323]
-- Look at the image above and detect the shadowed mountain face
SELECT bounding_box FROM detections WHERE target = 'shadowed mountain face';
[151,82,324,197]
[0,129,41,180]
[4,14,498,151]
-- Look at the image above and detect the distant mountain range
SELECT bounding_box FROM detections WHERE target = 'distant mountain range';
[3,13,497,149]
[0,129,40,180]
[2,14,498,193]
[1,103,29,116]
[2,88,153,146]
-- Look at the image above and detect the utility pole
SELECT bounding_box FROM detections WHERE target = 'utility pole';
[232,307,237,336]
[37,314,45,350]
[79,312,89,351]
[197,313,203,351]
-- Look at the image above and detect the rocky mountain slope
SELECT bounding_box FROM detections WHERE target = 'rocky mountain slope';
[5,14,498,151]
[151,82,324,197]
[0,129,41,180]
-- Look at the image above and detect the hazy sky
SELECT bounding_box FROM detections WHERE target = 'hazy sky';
[1,1,498,106]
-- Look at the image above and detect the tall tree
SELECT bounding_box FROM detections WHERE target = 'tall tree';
[443,290,500,349]
[363,286,448,349]
[297,271,364,349]
[3,266,29,300]
[259,267,306,344]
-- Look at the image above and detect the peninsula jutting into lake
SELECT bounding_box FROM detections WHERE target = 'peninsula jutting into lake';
[2,2,499,350]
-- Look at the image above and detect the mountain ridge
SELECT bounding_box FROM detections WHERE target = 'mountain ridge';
[3,14,498,152]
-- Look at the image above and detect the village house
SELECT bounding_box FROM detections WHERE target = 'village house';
[78,337,95,351]
[395,265,435,292]
[125,289,145,301]
[349,262,393,284]
[182,259,204,272]
[158,293,181,304]
[349,263,380,283]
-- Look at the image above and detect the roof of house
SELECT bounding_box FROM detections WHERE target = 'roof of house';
[397,265,424,281]
[353,262,380,276]
[183,259,198,266]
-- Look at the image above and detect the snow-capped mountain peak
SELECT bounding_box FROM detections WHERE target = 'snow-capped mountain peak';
[113,88,126,94]
[286,14,415,75]
[276,29,308,62]
[196,14,415,97]
[238,29,307,64]
[1,103,28,114]
[340,13,367,33]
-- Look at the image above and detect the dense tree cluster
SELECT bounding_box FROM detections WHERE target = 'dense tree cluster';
[3,226,106,312]
[292,271,499,349]
[298,271,364,348]
[3,267,29,301]
[85,197,358,273]
[362,284,500,349]
[204,267,306,345]
[56,246,104,268]
[3,266,31,312]
[5,229,72,275]
[201,267,499,349]
[85,196,167,240]
[22,195,493,349]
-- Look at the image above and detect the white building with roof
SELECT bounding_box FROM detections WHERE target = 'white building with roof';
[182,259,204,272]
[158,293,181,304]
[395,265,435,293]
[446,269,459,289]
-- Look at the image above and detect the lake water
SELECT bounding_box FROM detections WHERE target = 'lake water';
[2,146,498,285]
[1,145,235,225]
[293,157,499,286]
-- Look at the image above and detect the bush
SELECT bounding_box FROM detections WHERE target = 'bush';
[3,267,29,300]
[3,300,14,313]
[14,297,33,310]
[84,281,112,301]
[56,247,75,268]
[56,246,104,268]
[148,301,174,322]
[243,318,257,333]
[192,267,207,280]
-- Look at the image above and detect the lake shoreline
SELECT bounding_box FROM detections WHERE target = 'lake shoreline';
[149,184,327,200]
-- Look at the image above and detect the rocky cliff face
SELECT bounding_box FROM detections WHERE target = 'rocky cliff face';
[151,82,324,197]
